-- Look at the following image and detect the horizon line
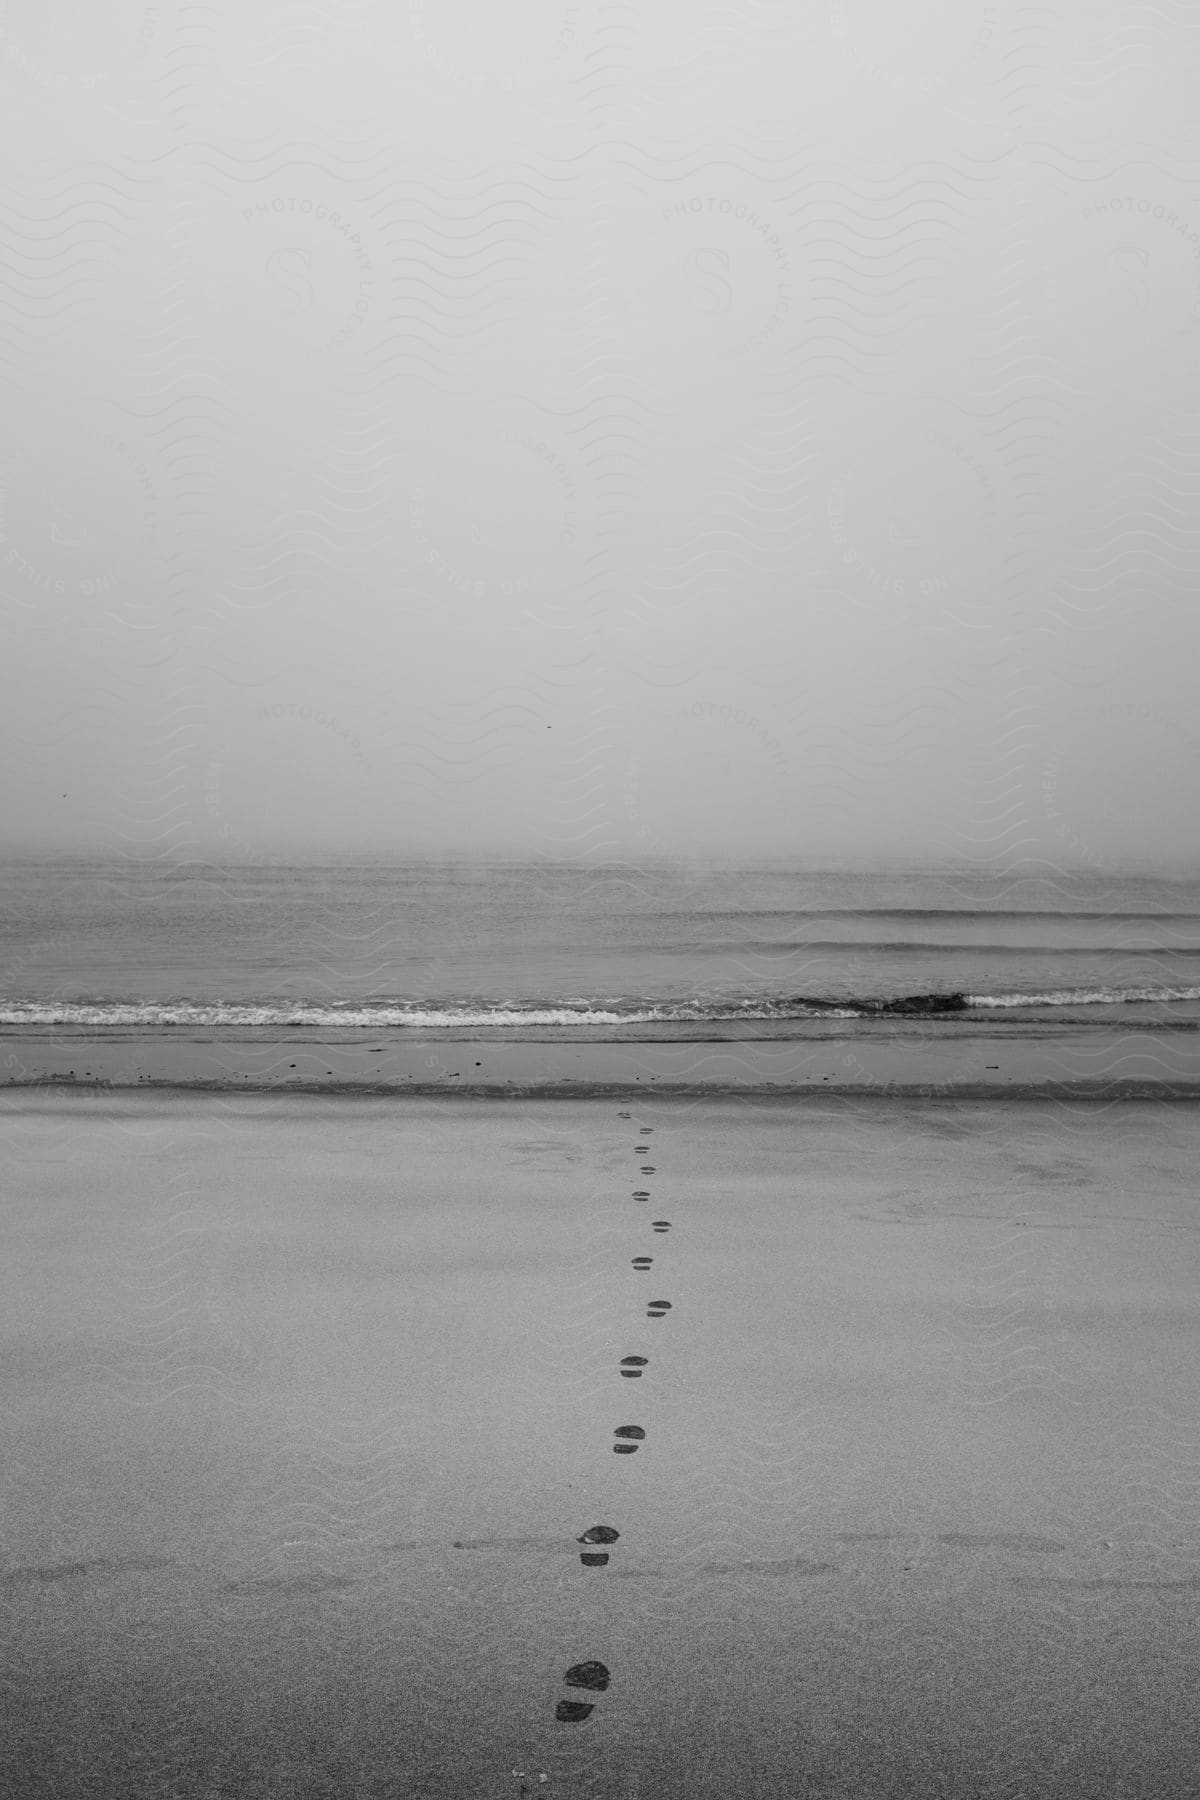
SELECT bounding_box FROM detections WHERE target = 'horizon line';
[4,846,1200,879]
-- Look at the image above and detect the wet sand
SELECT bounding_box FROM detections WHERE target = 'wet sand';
[5,1018,1200,1096]
[3,1092,1199,1798]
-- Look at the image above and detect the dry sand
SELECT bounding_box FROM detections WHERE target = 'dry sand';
[2,1091,1199,1798]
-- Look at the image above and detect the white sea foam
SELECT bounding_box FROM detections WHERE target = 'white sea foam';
[1,986,1198,1028]
[966,986,1200,1007]
[0,1002,646,1027]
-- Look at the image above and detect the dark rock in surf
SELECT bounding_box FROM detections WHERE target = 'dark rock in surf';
[880,991,968,1015]
[792,991,969,1017]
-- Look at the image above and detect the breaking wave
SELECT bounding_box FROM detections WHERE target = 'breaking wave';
[3,986,1200,1028]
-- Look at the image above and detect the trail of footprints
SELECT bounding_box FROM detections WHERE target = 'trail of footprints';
[556,1114,671,1724]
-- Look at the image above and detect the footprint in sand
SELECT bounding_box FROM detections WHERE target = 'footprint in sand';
[620,1356,648,1378]
[556,1660,610,1722]
[651,1220,670,1233]
[635,1145,649,1153]
[646,1298,671,1319]
[633,1190,650,1201]
[618,1112,631,1119]
[631,1255,653,1270]
[613,1425,645,1455]
[449,1531,622,1568]
[640,1166,656,1174]
[578,1525,619,1568]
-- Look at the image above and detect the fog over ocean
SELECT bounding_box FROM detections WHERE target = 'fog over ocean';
[1,11,1200,868]
[5,7,1200,1800]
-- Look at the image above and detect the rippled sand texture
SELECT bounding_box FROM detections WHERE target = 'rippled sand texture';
[2,1093,1199,1799]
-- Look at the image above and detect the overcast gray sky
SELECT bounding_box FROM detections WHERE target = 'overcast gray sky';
[2,2,1199,868]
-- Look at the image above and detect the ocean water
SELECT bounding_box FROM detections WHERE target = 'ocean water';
[3,855,1200,1037]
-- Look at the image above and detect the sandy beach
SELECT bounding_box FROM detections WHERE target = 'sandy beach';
[2,1090,1198,1798]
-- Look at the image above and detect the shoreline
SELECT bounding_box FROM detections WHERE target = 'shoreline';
[5,1025,1200,1096]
